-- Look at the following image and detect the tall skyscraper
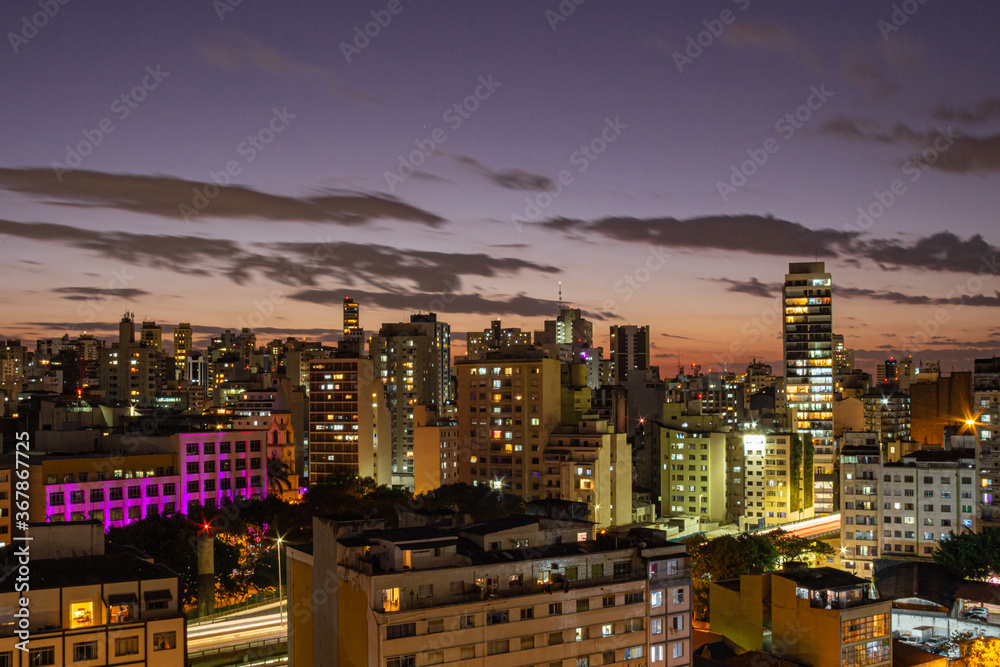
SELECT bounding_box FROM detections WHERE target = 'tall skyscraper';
[308,357,390,485]
[173,322,193,380]
[100,312,157,404]
[783,262,835,514]
[371,313,451,487]
[609,324,650,383]
[342,296,360,335]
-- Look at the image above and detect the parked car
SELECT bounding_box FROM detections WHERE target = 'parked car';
[899,634,922,645]
[923,636,948,650]
[962,606,990,621]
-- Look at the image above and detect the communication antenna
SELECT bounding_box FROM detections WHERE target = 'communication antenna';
[558,281,563,310]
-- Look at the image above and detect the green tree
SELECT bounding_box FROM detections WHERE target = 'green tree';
[107,513,240,605]
[685,532,780,621]
[933,528,1000,580]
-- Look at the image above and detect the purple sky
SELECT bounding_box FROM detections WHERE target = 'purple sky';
[2,1,999,373]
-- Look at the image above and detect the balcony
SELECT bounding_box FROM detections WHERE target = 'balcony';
[374,572,649,613]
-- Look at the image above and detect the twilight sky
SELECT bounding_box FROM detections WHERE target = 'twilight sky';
[2,1,999,374]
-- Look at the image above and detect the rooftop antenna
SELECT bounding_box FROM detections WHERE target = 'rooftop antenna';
[558,281,563,310]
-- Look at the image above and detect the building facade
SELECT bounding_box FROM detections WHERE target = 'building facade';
[783,262,834,515]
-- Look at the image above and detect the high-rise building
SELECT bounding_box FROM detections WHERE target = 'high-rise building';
[308,358,390,485]
[343,296,360,335]
[99,313,158,404]
[455,357,562,497]
[139,319,162,353]
[783,262,834,514]
[739,432,813,531]
[973,357,1000,527]
[832,333,854,392]
[371,314,451,486]
[609,325,650,383]
[173,322,193,381]
[838,434,881,575]
[659,403,728,523]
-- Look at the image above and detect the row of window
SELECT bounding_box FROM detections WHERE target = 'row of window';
[186,458,261,473]
[15,632,175,666]
[49,484,177,505]
[185,440,260,455]
[386,643,658,666]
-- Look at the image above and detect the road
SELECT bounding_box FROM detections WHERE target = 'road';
[187,603,287,656]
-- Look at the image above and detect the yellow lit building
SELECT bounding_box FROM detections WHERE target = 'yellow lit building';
[454,357,563,498]
[659,403,728,523]
[783,262,835,515]
[710,565,891,667]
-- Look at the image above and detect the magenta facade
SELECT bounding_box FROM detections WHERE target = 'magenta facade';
[45,430,268,530]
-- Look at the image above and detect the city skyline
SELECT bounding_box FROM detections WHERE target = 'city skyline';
[2,2,999,373]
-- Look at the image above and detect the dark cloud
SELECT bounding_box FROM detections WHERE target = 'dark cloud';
[818,117,1000,174]
[538,216,1000,276]
[0,168,444,226]
[715,277,779,298]
[860,232,999,274]
[933,98,1000,124]
[452,155,553,191]
[0,219,557,293]
[52,287,152,301]
[540,215,855,257]
[660,332,694,341]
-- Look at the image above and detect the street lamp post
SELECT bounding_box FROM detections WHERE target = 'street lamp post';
[277,536,284,625]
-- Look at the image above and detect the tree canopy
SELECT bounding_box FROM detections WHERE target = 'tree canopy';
[933,528,1000,580]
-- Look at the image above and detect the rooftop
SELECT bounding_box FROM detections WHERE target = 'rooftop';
[0,553,177,593]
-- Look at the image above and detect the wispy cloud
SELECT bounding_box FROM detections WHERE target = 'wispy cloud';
[0,168,444,226]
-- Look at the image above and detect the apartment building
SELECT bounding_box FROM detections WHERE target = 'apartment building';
[0,522,185,666]
[544,415,632,527]
[972,357,1000,526]
[881,449,978,558]
[710,565,891,667]
[739,432,811,531]
[308,357,391,485]
[454,356,563,497]
[839,436,882,576]
[288,515,693,667]
[412,403,460,495]
[659,403,728,523]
